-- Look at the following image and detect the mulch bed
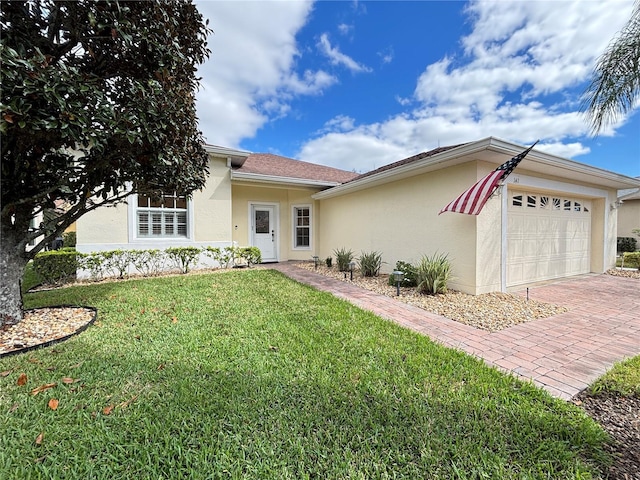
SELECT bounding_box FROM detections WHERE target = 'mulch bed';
[573,391,640,479]
[0,307,96,357]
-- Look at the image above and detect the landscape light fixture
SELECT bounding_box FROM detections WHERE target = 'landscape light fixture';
[392,270,404,296]
[312,255,319,270]
[349,261,356,281]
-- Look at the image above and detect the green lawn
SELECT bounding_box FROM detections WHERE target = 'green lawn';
[1,270,610,478]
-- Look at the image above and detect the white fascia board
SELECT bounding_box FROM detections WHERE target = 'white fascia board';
[618,188,640,201]
[204,144,251,168]
[231,171,341,188]
[313,136,640,200]
[312,138,499,200]
[485,137,640,189]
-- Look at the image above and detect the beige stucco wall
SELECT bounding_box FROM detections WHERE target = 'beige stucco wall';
[317,159,621,294]
[192,158,232,242]
[317,163,485,294]
[231,183,321,262]
[617,199,640,246]
[76,201,129,246]
[76,155,234,252]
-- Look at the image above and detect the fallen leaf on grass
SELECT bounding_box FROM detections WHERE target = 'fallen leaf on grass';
[31,383,57,396]
[17,373,27,386]
[28,357,41,364]
[48,399,59,410]
[69,362,83,369]
[61,377,80,384]
[9,403,19,413]
[1,369,13,377]
[157,364,165,370]
[102,404,114,415]
[171,317,178,323]
[35,432,44,445]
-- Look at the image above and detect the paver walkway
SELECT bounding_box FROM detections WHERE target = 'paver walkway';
[271,263,640,400]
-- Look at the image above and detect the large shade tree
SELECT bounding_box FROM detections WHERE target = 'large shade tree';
[583,0,640,133]
[1,0,211,325]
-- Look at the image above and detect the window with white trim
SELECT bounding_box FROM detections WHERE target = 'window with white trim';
[293,206,311,249]
[136,192,188,238]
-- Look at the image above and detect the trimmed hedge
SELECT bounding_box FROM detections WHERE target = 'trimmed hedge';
[33,249,80,285]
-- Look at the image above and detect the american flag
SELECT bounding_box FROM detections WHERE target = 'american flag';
[439,141,539,216]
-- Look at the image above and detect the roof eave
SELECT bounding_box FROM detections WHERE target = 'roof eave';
[204,144,251,167]
[231,171,342,188]
[313,136,640,200]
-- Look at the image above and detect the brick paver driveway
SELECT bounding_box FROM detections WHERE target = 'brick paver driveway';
[273,264,640,400]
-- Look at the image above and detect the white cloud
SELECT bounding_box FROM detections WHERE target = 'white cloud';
[337,23,352,35]
[377,46,394,65]
[317,33,372,73]
[297,0,637,172]
[317,115,356,134]
[195,1,329,146]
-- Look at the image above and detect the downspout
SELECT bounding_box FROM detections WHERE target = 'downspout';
[501,185,508,292]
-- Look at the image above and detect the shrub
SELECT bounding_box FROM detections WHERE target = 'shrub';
[334,247,354,272]
[622,251,640,270]
[165,247,201,274]
[63,231,77,248]
[416,253,452,295]
[130,249,166,276]
[237,247,262,266]
[80,252,107,280]
[325,257,332,268]
[33,250,81,285]
[205,246,237,269]
[101,249,134,278]
[358,251,383,277]
[387,261,418,287]
[617,237,637,253]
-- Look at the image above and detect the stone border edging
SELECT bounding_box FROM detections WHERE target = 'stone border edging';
[0,305,98,359]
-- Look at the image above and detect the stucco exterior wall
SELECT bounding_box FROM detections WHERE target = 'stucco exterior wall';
[76,201,129,247]
[76,155,234,254]
[231,183,321,262]
[193,158,233,242]
[617,199,640,246]
[317,163,482,294]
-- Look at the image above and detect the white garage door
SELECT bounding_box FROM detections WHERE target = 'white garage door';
[507,191,591,286]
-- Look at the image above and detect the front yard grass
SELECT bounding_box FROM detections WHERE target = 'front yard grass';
[590,355,640,397]
[1,270,610,478]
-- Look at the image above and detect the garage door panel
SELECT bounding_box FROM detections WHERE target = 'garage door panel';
[507,191,590,287]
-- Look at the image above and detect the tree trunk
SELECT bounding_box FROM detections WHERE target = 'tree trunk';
[0,228,28,327]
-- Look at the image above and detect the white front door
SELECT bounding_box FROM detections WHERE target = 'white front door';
[251,205,277,262]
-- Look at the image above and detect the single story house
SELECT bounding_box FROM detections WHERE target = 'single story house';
[617,185,640,249]
[76,137,640,294]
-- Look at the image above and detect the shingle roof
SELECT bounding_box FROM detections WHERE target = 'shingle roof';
[345,144,467,184]
[234,153,359,184]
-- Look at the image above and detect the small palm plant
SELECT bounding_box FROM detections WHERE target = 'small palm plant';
[416,253,452,295]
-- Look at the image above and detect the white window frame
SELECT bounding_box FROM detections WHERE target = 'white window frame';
[129,192,193,242]
[292,204,312,250]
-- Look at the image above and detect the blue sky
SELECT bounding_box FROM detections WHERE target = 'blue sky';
[194,0,640,178]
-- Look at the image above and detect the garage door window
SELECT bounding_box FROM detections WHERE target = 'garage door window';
[511,193,589,213]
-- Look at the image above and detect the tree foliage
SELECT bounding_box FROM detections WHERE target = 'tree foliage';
[582,0,640,134]
[0,0,211,324]
[1,0,211,255]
